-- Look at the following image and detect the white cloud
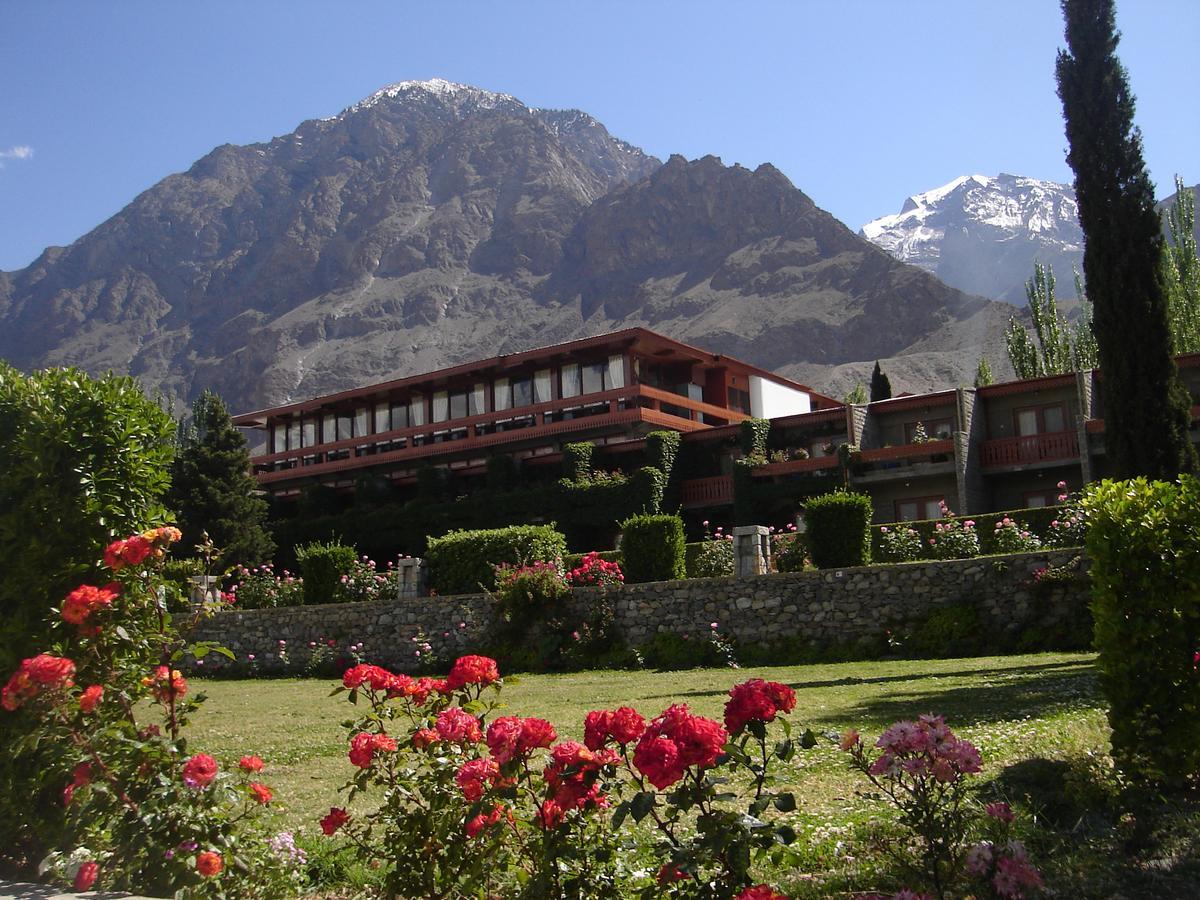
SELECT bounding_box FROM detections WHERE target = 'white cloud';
[0,145,34,168]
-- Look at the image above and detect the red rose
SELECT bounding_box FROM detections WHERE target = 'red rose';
[734,886,788,900]
[436,707,482,744]
[724,679,796,734]
[2,655,75,711]
[62,584,119,626]
[445,655,500,690]
[342,663,396,692]
[536,798,565,830]
[79,685,104,713]
[465,803,506,839]
[195,851,223,877]
[583,710,611,751]
[412,727,438,749]
[657,864,690,885]
[320,807,350,835]
[485,716,523,764]
[238,755,264,773]
[608,707,646,744]
[348,732,376,768]
[182,753,218,788]
[73,861,99,891]
[141,665,187,702]
[249,782,273,805]
[519,717,557,754]
[455,757,500,802]
[633,734,683,790]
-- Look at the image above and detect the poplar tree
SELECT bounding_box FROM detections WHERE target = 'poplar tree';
[168,390,274,569]
[1004,263,1097,378]
[1055,0,1196,477]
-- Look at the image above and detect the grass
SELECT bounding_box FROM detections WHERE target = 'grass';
[185,652,1200,897]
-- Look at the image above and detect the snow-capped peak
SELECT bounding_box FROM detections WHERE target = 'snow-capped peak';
[340,78,527,117]
[864,175,992,239]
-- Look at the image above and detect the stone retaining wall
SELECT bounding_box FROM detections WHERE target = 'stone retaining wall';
[184,550,1088,674]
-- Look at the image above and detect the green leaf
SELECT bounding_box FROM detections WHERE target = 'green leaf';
[773,792,796,812]
[799,728,817,749]
[630,791,656,823]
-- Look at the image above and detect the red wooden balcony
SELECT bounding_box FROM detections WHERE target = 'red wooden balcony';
[679,476,734,507]
[980,431,1079,468]
[750,456,841,477]
[857,439,955,464]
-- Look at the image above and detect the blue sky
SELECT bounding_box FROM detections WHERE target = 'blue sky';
[1,0,1196,271]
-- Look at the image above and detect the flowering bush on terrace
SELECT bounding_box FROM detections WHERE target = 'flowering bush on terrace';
[927,502,980,560]
[842,716,1043,899]
[879,524,923,563]
[991,517,1042,554]
[1044,482,1086,548]
[568,551,625,588]
[337,555,399,603]
[324,654,809,897]
[222,561,303,609]
[493,559,570,615]
[691,521,736,578]
[3,527,297,896]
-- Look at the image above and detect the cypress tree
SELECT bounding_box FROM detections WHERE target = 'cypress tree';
[168,390,274,569]
[1056,0,1197,478]
[869,361,892,402]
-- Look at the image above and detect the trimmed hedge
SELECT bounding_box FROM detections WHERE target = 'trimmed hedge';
[805,491,874,568]
[1084,476,1200,788]
[620,514,686,583]
[426,524,568,595]
[870,505,1069,559]
[295,540,359,606]
[562,442,594,482]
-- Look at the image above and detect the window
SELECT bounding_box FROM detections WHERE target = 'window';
[561,364,581,398]
[272,423,287,453]
[432,391,449,423]
[337,413,353,442]
[1015,403,1067,436]
[607,354,625,389]
[449,390,468,420]
[353,407,369,438]
[494,378,511,411]
[374,402,390,435]
[1023,489,1063,508]
[511,377,533,408]
[301,419,317,448]
[390,402,408,431]
[727,387,751,414]
[287,420,301,452]
[409,394,426,427]
[322,414,336,445]
[905,418,953,443]
[470,383,487,416]
[534,369,553,404]
[582,362,606,395]
[894,496,945,522]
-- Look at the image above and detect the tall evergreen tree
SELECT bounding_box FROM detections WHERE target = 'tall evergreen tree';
[1056,0,1196,478]
[974,357,994,388]
[869,361,892,402]
[168,390,274,569]
[1004,263,1097,378]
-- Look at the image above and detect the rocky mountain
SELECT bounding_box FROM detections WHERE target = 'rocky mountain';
[861,174,1084,305]
[0,79,1015,411]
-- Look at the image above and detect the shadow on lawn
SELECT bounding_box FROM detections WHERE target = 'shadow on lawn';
[808,662,1101,729]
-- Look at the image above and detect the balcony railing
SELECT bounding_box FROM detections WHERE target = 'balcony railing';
[749,456,841,477]
[857,439,955,465]
[980,431,1079,468]
[679,476,734,507]
[249,385,737,485]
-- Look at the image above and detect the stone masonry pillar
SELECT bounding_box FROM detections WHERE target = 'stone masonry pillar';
[733,525,771,577]
[396,557,427,599]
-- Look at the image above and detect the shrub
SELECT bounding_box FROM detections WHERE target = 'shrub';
[644,430,681,477]
[620,514,686,583]
[991,516,1042,554]
[337,556,398,604]
[1084,476,1200,788]
[564,549,622,573]
[494,560,571,615]
[926,501,980,560]
[426,525,568,595]
[878,524,923,562]
[908,604,984,658]
[562,442,595,482]
[687,521,735,578]
[486,454,519,490]
[771,531,809,573]
[739,417,770,462]
[295,540,360,605]
[568,552,625,588]
[804,491,874,568]
[1045,481,1086,548]
[224,562,305,609]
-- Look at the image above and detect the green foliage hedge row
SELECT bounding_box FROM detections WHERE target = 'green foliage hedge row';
[426,525,568,595]
[739,418,770,459]
[295,540,359,605]
[870,505,1068,558]
[805,491,874,568]
[561,442,594,482]
[0,365,176,672]
[620,514,686,583]
[645,430,681,478]
[1084,476,1200,788]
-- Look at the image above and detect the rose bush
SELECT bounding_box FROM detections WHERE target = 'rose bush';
[2,528,298,897]
[323,655,813,897]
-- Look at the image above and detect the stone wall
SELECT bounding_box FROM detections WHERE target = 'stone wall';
[184,550,1088,674]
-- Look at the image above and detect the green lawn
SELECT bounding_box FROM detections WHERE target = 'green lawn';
[185,653,1200,896]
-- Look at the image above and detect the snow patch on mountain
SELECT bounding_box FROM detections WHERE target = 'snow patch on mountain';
[861,174,1084,304]
[341,78,527,117]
